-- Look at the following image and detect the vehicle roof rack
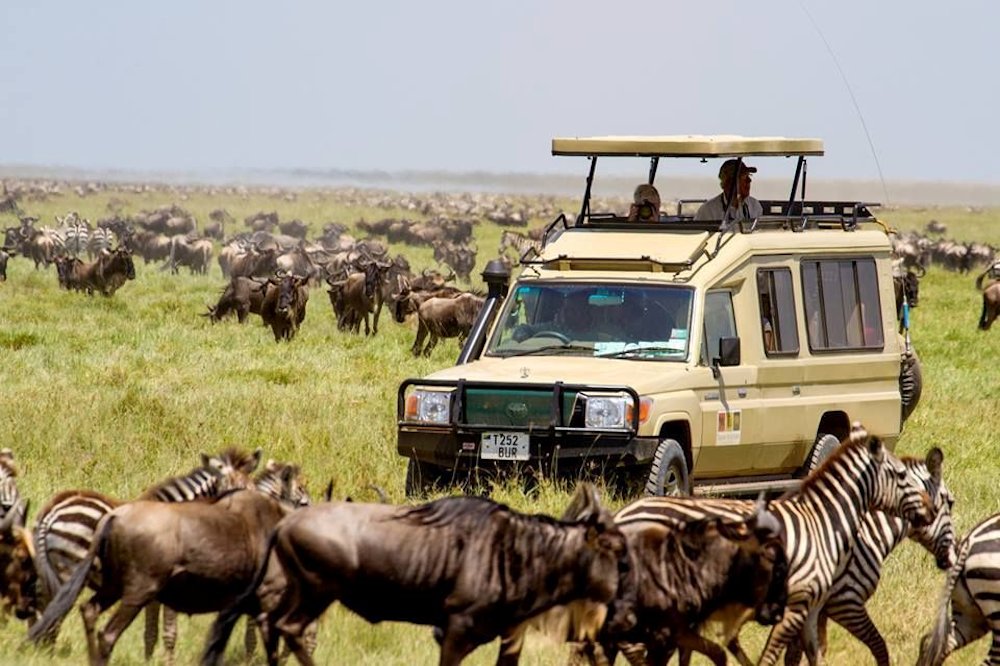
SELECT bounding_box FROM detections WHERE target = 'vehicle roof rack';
[552,135,824,158]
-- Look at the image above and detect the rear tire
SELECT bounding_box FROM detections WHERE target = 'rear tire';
[404,458,449,498]
[644,439,690,496]
[804,433,840,475]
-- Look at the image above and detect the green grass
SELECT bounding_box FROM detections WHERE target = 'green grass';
[0,191,999,664]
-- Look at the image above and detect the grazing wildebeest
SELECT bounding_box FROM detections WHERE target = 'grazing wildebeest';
[31,448,263,650]
[976,271,1000,331]
[260,273,309,341]
[411,292,485,356]
[28,484,300,666]
[204,276,268,323]
[918,513,1000,666]
[202,483,629,666]
[0,503,37,624]
[78,247,136,296]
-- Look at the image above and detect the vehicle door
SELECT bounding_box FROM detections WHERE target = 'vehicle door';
[693,289,761,478]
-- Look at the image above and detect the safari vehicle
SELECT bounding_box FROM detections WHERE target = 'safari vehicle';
[397,135,918,497]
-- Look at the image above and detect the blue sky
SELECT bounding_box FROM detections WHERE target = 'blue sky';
[0,1,995,184]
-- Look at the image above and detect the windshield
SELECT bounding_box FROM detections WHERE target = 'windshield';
[486,282,693,361]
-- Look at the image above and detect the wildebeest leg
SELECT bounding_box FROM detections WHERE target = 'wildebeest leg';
[143,602,159,660]
[727,637,755,666]
[94,601,144,666]
[438,621,479,666]
[673,631,726,666]
[81,594,113,666]
[284,632,316,666]
[495,628,524,665]
[162,606,179,666]
[424,334,439,357]
[412,322,428,356]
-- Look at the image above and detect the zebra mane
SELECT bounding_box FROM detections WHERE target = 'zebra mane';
[786,427,875,499]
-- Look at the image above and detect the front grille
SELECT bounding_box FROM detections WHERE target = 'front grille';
[464,388,577,428]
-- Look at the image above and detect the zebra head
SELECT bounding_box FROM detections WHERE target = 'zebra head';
[200,447,263,493]
[255,460,311,509]
[853,424,935,528]
[904,448,956,570]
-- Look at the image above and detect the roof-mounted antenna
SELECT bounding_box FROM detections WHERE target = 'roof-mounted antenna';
[798,0,889,206]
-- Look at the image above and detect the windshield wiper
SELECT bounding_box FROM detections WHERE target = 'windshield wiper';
[501,344,595,358]
[596,345,682,359]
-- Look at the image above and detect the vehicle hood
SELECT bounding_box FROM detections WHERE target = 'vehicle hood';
[419,356,691,395]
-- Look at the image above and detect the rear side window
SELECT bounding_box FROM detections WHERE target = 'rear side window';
[802,258,884,351]
[757,268,799,356]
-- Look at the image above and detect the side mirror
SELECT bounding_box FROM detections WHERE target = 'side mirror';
[711,336,741,379]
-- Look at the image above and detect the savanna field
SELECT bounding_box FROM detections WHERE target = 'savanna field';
[1,184,999,665]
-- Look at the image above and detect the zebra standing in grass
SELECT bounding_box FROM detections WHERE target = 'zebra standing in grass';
[919,512,1000,665]
[154,458,314,666]
[0,449,25,527]
[31,447,263,648]
[782,450,955,666]
[613,425,938,666]
[86,226,114,259]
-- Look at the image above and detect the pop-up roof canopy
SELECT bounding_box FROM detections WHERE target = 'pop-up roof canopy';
[551,135,824,158]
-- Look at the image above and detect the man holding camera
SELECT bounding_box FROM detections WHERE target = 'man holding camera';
[695,158,763,223]
[628,183,662,222]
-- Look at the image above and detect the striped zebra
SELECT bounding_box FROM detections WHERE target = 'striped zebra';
[783,451,955,665]
[0,449,24,526]
[31,447,263,647]
[498,229,542,261]
[56,222,90,258]
[152,458,313,666]
[919,512,1000,665]
[86,226,115,259]
[613,425,938,666]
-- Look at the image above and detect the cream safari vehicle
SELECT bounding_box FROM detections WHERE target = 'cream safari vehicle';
[397,135,917,497]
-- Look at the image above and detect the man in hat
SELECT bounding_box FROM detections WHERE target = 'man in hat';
[628,183,662,222]
[694,158,763,222]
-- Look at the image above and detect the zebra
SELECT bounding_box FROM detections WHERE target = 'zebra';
[152,458,313,666]
[498,229,542,261]
[55,220,90,258]
[0,449,24,525]
[611,425,938,666]
[86,226,114,259]
[31,447,263,649]
[919,512,1000,665]
[782,451,955,666]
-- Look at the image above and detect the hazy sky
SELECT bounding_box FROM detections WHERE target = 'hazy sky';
[1,1,996,185]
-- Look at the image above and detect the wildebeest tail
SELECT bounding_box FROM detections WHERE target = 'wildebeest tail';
[201,528,279,666]
[918,534,973,666]
[28,514,115,643]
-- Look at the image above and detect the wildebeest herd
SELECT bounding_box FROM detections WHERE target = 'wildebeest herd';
[0,424,993,664]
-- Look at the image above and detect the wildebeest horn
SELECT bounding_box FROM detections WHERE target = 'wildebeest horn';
[914,264,926,278]
[323,480,334,503]
[752,492,782,538]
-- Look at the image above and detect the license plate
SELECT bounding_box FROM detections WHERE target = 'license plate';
[480,432,530,461]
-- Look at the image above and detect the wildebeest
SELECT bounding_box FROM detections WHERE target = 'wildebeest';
[202,483,629,666]
[167,235,213,274]
[260,273,309,341]
[501,495,787,666]
[28,485,300,666]
[0,247,13,281]
[893,265,924,331]
[0,504,36,624]
[976,270,1000,331]
[327,260,390,336]
[411,292,485,356]
[205,276,268,323]
[77,247,137,296]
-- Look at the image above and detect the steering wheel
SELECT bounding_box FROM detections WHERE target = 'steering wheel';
[531,330,572,345]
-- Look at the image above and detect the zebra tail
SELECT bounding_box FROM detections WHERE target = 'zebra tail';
[32,519,66,610]
[201,527,279,666]
[28,514,115,643]
[918,535,973,666]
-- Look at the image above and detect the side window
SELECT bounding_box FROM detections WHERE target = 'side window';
[701,290,737,365]
[757,268,799,356]
[802,258,884,351]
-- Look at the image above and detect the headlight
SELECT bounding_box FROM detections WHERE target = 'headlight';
[405,389,452,424]
[584,394,631,429]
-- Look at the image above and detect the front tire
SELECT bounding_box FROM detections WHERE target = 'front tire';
[644,439,690,496]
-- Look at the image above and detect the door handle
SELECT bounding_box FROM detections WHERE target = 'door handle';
[792,385,801,396]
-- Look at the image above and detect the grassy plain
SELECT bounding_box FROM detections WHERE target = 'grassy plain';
[0,187,998,665]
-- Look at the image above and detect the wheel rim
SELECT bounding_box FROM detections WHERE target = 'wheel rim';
[662,464,683,496]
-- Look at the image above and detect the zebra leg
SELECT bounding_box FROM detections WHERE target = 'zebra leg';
[162,606,178,666]
[143,602,159,661]
[988,629,1000,665]
[758,609,810,666]
[727,637,755,666]
[828,605,889,666]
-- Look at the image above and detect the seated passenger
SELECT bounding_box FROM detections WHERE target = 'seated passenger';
[628,183,662,222]
[695,158,763,223]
